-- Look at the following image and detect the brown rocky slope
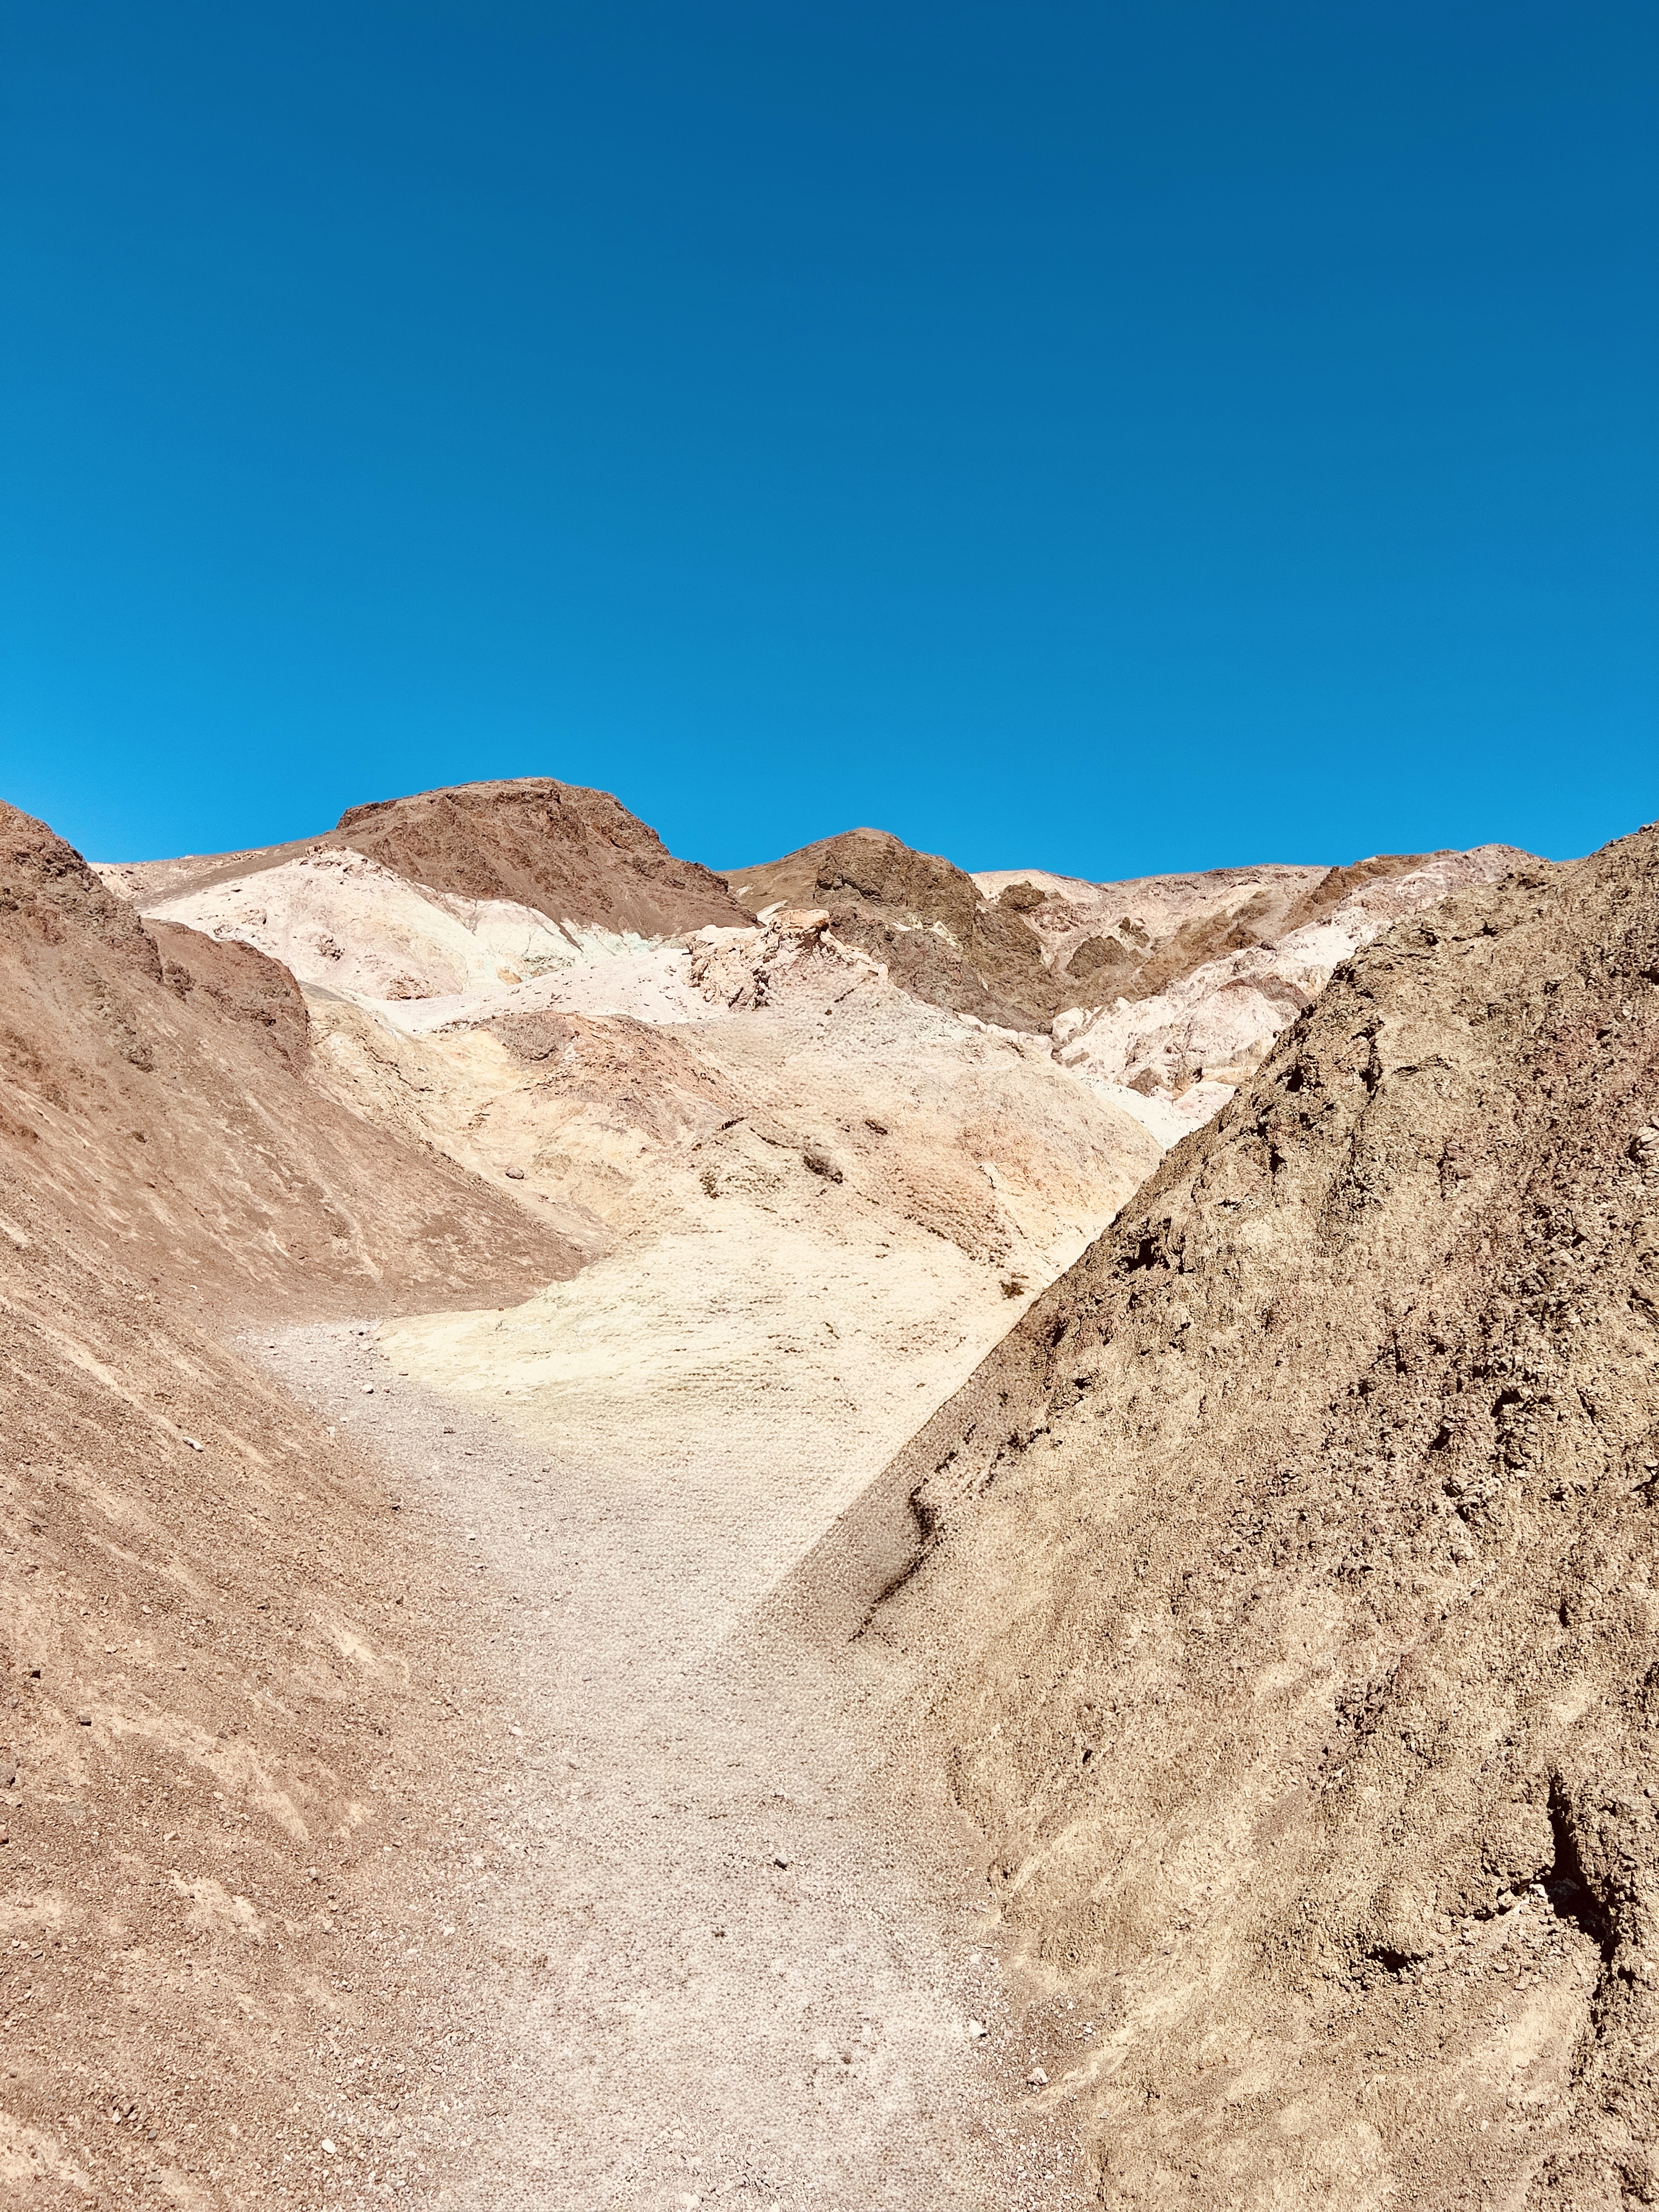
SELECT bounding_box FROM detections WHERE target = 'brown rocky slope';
[0,803,580,2203]
[0,800,579,1311]
[99,777,754,941]
[799,826,1659,2208]
[725,827,1065,1031]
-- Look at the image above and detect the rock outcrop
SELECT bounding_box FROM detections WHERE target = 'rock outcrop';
[726,827,1064,1031]
[978,847,1532,1143]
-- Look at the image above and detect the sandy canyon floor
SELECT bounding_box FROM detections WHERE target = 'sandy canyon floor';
[249,1319,1087,2212]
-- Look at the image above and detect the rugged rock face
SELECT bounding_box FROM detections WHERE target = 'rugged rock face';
[822,827,1659,2208]
[100,777,755,943]
[726,827,1064,1031]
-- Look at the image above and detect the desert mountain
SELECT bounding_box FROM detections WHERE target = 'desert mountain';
[100,776,753,944]
[729,827,1530,1144]
[806,827,1659,2209]
[6,784,1162,2207]
[5,773,1597,2208]
[118,783,1527,1160]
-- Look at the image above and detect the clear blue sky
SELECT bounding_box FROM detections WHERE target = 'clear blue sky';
[3,2,1654,877]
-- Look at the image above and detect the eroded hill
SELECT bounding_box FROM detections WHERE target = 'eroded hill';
[812,827,1659,2209]
[15,772,1598,2208]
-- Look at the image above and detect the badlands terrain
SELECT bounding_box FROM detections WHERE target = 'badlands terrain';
[2,774,1651,2211]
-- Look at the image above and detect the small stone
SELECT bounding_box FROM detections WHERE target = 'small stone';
[321,2138,337,2155]
[77,1714,92,1727]
[505,1167,526,1180]
[773,1854,790,1868]
[362,1384,374,1395]
[967,2017,988,2039]
[1027,2066,1048,2087]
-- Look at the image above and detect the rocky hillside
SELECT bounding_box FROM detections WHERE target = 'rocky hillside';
[0,801,583,2201]
[115,788,1530,1163]
[4,786,1165,2204]
[0,802,577,1310]
[101,777,754,943]
[97,783,1164,1328]
[811,827,1659,2209]
[10,768,1634,2207]
[1030,845,1532,1141]
[727,828,1531,1144]
[726,827,1066,1032]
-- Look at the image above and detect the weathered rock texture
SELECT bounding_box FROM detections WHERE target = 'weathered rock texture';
[100,777,754,941]
[0,802,579,1309]
[0,801,585,2202]
[827,827,1659,2209]
[726,827,1064,1031]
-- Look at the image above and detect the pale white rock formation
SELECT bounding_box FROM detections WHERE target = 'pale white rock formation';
[131,828,1161,1377]
[1045,845,1530,1129]
[136,853,884,1035]
[140,847,588,1003]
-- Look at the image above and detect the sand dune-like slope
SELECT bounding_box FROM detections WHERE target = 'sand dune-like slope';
[814,827,1659,2208]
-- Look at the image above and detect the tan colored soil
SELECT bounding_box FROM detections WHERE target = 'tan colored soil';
[16,776,1649,2212]
[810,828,1659,2209]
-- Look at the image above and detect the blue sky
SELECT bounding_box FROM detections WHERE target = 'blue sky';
[2,1,1654,877]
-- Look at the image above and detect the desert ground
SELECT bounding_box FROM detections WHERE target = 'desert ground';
[6,779,1652,2210]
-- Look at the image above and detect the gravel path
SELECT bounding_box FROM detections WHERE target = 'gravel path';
[257,1322,1090,2212]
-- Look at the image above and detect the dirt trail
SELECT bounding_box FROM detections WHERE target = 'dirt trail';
[259,1324,1087,2212]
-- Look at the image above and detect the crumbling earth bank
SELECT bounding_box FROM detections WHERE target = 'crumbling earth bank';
[845,829,1659,2208]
